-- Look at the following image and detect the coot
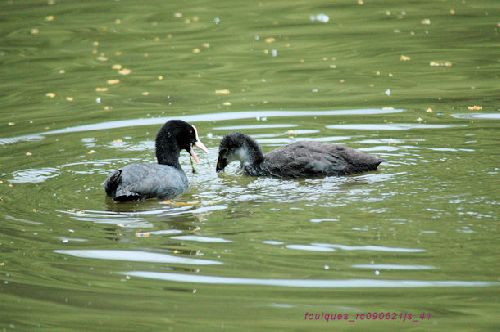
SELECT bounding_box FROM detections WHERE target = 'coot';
[216,133,382,178]
[104,120,208,201]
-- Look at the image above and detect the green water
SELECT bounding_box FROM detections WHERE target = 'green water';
[1,0,499,331]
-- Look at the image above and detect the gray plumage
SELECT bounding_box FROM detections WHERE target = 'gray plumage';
[104,163,188,201]
[216,133,383,178]
[103,120,206,201]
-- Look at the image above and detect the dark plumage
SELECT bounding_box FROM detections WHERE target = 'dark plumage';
[103,120,207,201]
[216,133,382,178]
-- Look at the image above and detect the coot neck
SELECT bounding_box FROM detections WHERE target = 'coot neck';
[155,132,182,169]
[239,135,264,169]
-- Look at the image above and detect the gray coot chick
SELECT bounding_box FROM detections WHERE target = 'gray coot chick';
[216,133,382,178]
[104,120,208,201]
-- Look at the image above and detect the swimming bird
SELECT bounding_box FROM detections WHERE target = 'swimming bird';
[104,120,208,201]
[216,133,382,178]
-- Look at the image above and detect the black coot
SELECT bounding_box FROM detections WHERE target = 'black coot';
[104,120,208,201]
[216,133,382,178]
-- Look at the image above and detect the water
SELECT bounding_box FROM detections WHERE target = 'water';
[1,0,499,330]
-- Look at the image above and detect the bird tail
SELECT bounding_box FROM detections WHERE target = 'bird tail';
[103,169,122,197]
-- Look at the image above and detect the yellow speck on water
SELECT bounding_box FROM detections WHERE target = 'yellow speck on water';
[95,87,108,92]
[202,43,210,48]
[45,16,55,22]
[174,12,182,18]
[400,55,411,61]
[30,28,40,35]
[430,61,452,67]
[107,79,120,85]
[8,122,15,126]
[45,93,56,98]
[426,107,433,113]
[97,55,108,62]
[192,48,201,54]
[421,18,431,25]
[450,9,455,15]
[185,18,191,24]
[263,49,269,54]
[118,68,131,75]
[112,64,122,70]
[8,184,13,188]
[357,0,364,5]
[160,200,172,205]
[104,106,111,111]
[26,152,32,156]
[223,102,232,106]
[66,97,73,102]
[114,19,121,24]
[93,41,99,47]
[142,92,150,96]
[265,37,275,44]
[58,69,65,74]
[113,139,123,143]
[135,232,150,238]
[48,0,55,5]
[417,117,423,122]
[88,150,96,154]
[158,75,164,80]
[468,105,482,111]
[215,89,230,95]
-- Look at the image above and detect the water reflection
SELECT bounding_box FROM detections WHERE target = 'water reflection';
[124,271,497,288]
[56,250,222,265]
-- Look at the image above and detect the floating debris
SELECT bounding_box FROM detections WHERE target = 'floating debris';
[26,152,32,156]
[310,13,330,23]
[135,231,150,238]
[112,64,122,70]
[385,89,391,96]
[114,19,121,24]
[467,105,482,111]
[45,16,55,22]
[215,89,230,95]
[142,92,150,96]
[421,18,431,25]
[174,12,182,18]
[202,43,210,48]
[192,48,201,54]
[97,55,108,62]
[271,49,278,57]
[213,17,221,24]
[95,87,108,92]
[30,28,40,35]
[107,79,120,85]
[158,75,164,80]
[58,69,65,74]
[222,102,232,106]
[450,9,456,15]
[417,117,423,122]
[400,55,411,61]
[430,61,452,67]
[426,107,433,113]
[265,37,275,44]
[66,97,73,102]
[118,68,131,75]
[8,122,15,126]
[45,93,55,98]
[96,97,101,104]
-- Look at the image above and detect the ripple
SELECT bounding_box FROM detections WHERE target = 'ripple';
[286,244,336,252]
[352,264,436,270]
[55,250,222,265]
[326,124,462,131]
[310,243,425,252]
[170,235,232,243]
[452,113,500,120]
[213,124,297,130]
[10,167,59,184]
[125,271,497,288]
[0,108,404,145]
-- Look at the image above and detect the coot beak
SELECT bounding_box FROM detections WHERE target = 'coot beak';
[189,126,209,164]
